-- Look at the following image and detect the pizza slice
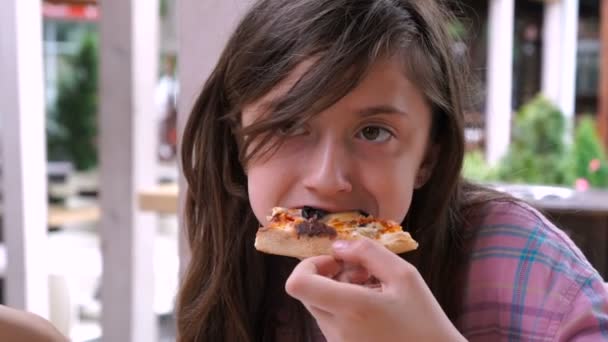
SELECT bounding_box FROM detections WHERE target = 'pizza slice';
[254,206,418,259]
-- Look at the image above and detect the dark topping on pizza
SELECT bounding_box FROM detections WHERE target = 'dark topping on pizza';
[358,210,370,217]
[301,206,329,220]
[296,221,337,238]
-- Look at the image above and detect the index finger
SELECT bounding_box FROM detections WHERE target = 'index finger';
[285,256,377,313]
[332,238,417,288]
[292,255,342,278]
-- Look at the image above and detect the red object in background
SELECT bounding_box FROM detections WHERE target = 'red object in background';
[42,3,99,21]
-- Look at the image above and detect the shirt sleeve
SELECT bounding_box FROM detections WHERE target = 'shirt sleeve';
[457,201,608,342]
[556,278,608,341]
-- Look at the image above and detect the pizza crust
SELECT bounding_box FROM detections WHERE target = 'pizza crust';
[254,227,336,259]
[377,231,419,254]
[255,227,418,259]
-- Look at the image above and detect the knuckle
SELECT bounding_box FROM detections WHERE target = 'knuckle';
[284,273,303,296]
[394,263,417,284]
[350,238,374,255]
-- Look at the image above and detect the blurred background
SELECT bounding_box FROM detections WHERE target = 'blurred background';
[0,0,606,341]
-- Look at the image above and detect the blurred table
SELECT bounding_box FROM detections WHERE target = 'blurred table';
[494,184,608,279]
[0,205,100,229]
[138,183,179,214]
[48,205,100,227]
[494,184,608,214]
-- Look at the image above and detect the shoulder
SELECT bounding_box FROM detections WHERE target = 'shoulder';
[456,200,608,340]
[461,199,594,276]
[0,305,68,342]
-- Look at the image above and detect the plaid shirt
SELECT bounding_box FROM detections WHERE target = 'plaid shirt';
[456,201,608,341]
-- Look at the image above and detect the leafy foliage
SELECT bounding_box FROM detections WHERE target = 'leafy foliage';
[495,96,571,185]
[570,116,608,188]
[47,33,98,171]
[463,96,608,189]
[462,150,496,182]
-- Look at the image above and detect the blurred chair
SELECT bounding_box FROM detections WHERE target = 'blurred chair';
[48,273,76,337]
[463,111,485,151]
[0,305,68,342]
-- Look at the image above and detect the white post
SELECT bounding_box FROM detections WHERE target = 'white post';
[0,0,49,317]
[559,0,579,129]
[542,1,562,106]
[98,0,159,340]
[485,0,515,165]
[542,0,579,135]
[176,0,251,276]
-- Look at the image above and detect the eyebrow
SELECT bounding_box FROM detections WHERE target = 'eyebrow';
[356,105,409,118]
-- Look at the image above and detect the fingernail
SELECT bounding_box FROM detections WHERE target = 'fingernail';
[333,240,351,250]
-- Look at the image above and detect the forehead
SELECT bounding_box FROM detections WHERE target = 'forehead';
[338,58,425,110]
[241,57,427,126]
[241,59,317,125]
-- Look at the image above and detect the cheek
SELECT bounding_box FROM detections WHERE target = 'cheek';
[360,159,417,223]
[355,134,426,223]
[247,169,271,225]
[246,156,298,225]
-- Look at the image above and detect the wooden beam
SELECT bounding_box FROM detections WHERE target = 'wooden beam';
[599,0,608,150]
[98,0,159,340]
[0,0,50,318]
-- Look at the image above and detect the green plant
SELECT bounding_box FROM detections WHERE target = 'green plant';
[570,116,608,188]
[47,33,99,171]
[447,19,467,41]
[463,150,497,182]
[160,0,169,18]
[496,95,571,185]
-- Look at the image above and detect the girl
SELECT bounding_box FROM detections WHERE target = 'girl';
[177,0,608,341]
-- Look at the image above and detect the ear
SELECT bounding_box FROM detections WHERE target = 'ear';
[415,143,439,189]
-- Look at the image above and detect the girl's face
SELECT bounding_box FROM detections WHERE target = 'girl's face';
[242,58,436,225]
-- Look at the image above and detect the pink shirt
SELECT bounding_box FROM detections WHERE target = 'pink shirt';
[456,201,608,341]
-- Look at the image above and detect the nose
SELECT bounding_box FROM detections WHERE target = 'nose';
[302,138,353,195]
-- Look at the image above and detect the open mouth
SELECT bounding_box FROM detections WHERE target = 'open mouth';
[299,206,370,220]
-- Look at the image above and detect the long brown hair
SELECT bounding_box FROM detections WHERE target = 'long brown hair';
[178,1,498,341]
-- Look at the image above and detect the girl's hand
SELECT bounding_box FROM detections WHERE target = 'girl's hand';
[285,239,466,342]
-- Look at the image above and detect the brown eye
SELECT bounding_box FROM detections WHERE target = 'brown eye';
[357,126,392,142]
